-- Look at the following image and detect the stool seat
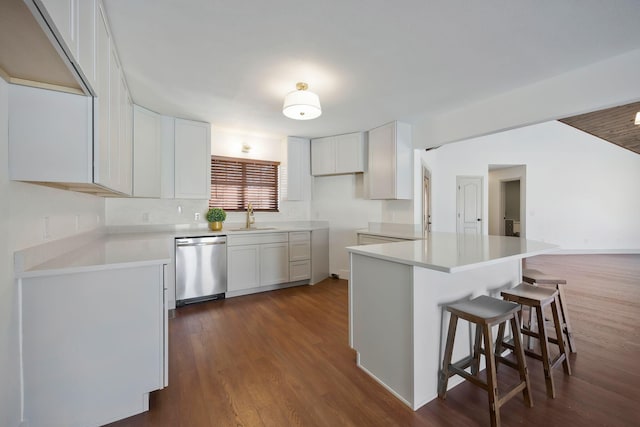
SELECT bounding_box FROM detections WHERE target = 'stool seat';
[439,295,532,427]
[500,283,571,399]
[522,268,576,353]
[447,295,521,324]
[523,268,567,285]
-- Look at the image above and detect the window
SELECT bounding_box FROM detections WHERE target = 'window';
[209,156,280,211]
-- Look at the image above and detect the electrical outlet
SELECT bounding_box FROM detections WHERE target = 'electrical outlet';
[194,212,201,221]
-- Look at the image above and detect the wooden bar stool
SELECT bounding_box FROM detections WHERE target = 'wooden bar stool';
[498,283,571,399]
[439,295,533,427]
[523,268,577,353]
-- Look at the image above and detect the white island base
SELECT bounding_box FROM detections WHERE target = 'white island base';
[348,233,556,410]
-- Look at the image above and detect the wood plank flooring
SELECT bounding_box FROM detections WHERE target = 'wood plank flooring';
[107,254,640,427]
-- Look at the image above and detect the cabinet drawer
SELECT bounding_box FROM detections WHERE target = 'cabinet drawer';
[289,231,310,242]
[228,232,288,246]
[289,231,310,261]
[289,260,311,281]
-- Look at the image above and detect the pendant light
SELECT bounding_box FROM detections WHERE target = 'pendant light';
[282,82,322,120]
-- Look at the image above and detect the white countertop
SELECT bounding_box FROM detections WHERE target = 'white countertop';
[15,221,330,278]
[16,233,173,278]
[347,232,557,273]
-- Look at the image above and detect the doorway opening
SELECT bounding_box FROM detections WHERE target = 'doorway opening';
[488,165,526,237]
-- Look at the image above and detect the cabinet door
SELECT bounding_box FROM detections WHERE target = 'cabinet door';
[119,81,133,196]
[109,47,121,191]
[133,106,162,197]
[40,0,79,58]
[286,137,310,201]
[77,0,96,92]
[174,119,211,199]
[94,3,111,188]
[368,122,396,199]
[289,260,311,281]
[311,136,335,176]
[260,243,289,286]
[335,132,366,174]
[227,245,260,291]
[8,85,92,183]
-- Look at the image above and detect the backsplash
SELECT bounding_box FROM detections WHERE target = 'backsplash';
[105,197,311,226]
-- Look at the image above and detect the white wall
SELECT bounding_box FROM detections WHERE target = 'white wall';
[311,174,382,277]
[1,79,105,427]
[422,121,640,251]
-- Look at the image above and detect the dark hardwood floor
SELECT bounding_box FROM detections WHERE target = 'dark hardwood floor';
[107,254,640,426]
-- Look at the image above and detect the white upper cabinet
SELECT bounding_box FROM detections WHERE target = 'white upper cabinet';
[311,132,366,176]
[174,119,211,199]
[39,0,79,58]
[9,84,93,184]
[77,0,97,92]
[9,0,133,196]
[133,106,162,198]
[93,1,110,187]
[36,0,100,94]
[286,136,311,201]
[367,121,412,200]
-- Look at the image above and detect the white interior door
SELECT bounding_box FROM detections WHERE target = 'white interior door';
[457,176,483,234]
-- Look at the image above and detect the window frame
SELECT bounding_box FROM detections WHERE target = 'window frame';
[209,156,280,212]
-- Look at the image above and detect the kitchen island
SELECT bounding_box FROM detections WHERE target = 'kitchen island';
[347,232,557,410]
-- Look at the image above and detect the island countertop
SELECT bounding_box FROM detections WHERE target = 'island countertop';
[347,232,557,273]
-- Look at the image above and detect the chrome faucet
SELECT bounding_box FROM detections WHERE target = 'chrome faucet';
[245,203,255,229]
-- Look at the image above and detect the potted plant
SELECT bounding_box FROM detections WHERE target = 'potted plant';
[206,207,226,231]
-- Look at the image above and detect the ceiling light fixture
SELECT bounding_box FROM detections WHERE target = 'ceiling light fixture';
[635,112,640,125]
[282,82,321,120]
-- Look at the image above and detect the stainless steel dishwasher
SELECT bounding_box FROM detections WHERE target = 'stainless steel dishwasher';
[175,235,227,306]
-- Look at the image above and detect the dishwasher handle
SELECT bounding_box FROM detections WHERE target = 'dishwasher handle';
[176,241,226,247]
[175,236,227,247]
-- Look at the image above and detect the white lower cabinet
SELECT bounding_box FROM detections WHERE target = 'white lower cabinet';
[290,260,311,282]
[260,242,289,285]
[227,233,290,294]
[20,263,167,427]
[227,245,260,292]
[289,231,311,281]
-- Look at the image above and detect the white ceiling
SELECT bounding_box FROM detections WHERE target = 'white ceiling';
[103,0,640,139]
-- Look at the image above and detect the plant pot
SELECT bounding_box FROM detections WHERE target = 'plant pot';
[209,221,223,231]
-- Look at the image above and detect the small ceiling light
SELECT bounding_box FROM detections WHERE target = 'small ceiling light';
[635,112,640,125]
[283,82,322,120]
[241,142,251,153]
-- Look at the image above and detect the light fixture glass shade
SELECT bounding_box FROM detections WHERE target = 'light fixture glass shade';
[635,111,640,125]
[283,83,322,120]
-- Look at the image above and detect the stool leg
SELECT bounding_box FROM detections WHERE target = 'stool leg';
[482,324,500,427]
[535,304,556,398]
[471,324,483,375]
[556,284,577,353]
[510,313,533,407]
[439,313,458,399]
[551,298,572,376]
